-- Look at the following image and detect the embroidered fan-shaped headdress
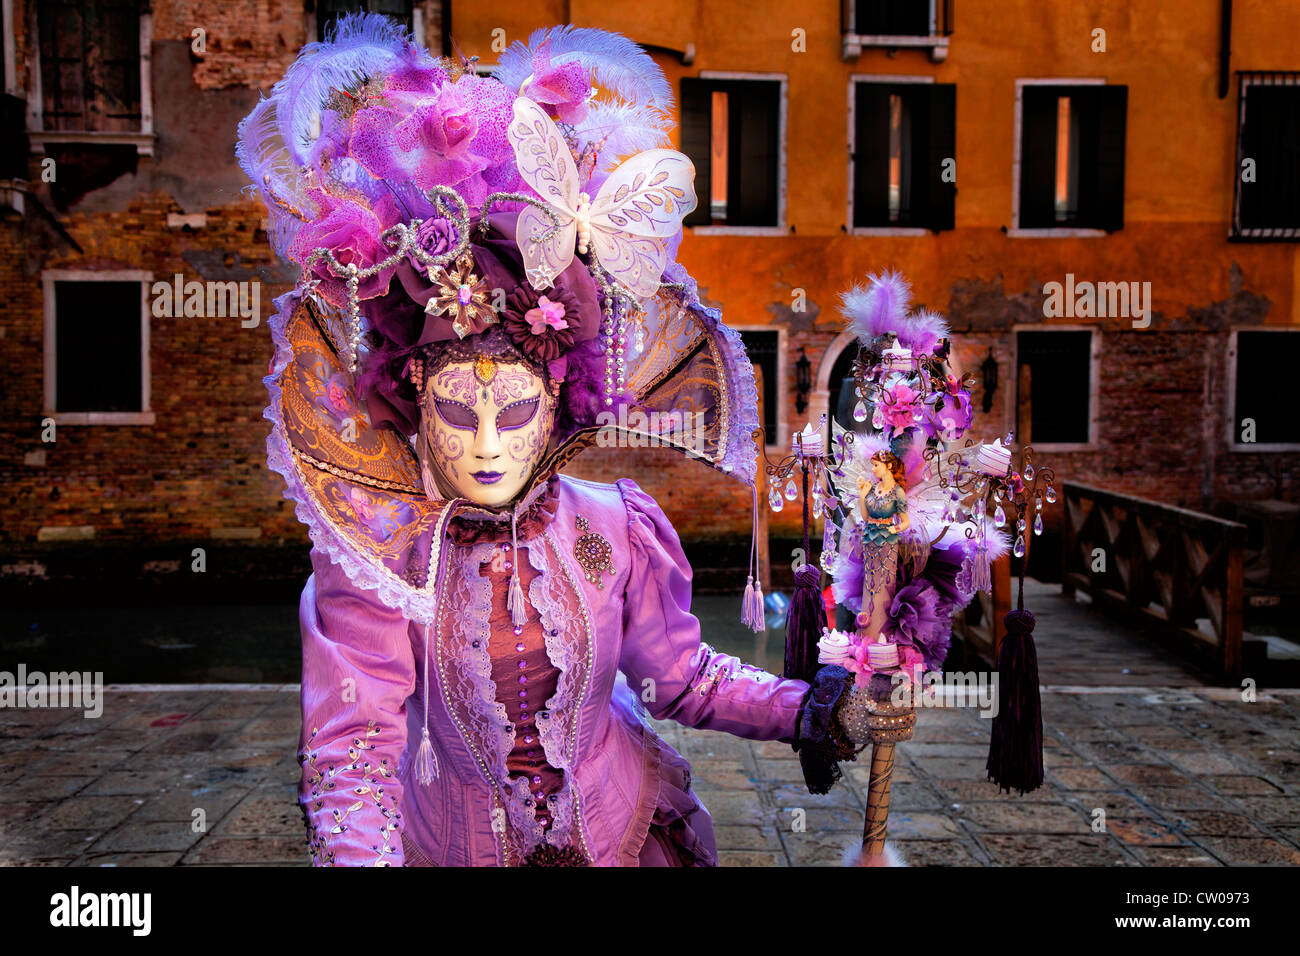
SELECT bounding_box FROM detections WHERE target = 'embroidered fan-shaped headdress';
[238,15,762,626]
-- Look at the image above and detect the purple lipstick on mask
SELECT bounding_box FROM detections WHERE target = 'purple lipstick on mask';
[472,471,504,485]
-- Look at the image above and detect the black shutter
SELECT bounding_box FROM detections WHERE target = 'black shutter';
[1091,85,1127,231]
[1018,86,1057,229]
[853,82,891,227]
[1240,86,1300,230]
[923,83,956,231]
[731,80,780,226]
[680,78,712,227]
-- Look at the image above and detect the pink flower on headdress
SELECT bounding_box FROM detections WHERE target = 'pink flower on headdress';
[396,84,492,189]
[288,198,396,305]
[525,296,570,334]
[521,40,592,125]
[879,383,921,431]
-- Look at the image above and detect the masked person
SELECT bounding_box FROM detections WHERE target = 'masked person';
[240,14,866,866]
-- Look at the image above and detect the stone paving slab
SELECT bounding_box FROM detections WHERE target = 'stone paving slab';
[2,576,1299,866]
[0,682,1295,866]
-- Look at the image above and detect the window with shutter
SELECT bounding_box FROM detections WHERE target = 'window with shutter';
[1017,84,1126,232]
[854,0,934,37]
[851,80,955,231]
[317,0,414,41]
[1016,331,1094,446]
[1233,74,1300,240]
[38,0,142,133]
[680,77,783,229]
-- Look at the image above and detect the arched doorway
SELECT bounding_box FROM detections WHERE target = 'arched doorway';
[811,328,870,438]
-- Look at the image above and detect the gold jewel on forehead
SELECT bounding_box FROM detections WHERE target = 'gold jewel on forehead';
[474,355,497,385]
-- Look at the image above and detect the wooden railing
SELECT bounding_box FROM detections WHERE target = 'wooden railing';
[1061,482,1246,682]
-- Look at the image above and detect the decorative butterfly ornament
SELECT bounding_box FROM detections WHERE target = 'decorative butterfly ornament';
[507,96,698,299]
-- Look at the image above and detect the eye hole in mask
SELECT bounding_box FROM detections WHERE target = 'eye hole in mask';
[434,399,478,430]
[496,398,540,431]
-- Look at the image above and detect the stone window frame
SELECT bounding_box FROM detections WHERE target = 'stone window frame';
[731,324,788,453]
[686,70,789,237]
[841,0,951,63]
[1226,327,1300,452]
[1009,77,1107,239]
[1010,323,1101,452]
[23,3,155,156]
[42,269,156,426]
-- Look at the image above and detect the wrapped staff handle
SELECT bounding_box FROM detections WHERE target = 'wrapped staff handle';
[838,672,917,859]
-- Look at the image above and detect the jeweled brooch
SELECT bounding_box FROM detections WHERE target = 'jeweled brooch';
[573,515,615,588]
[426,253,496,339]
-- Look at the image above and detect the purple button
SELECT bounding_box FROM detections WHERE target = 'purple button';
[503,562,512,572]
[517,660,527,670]
[517,675,527,685]
[502,543,511,551]
[524,735,534,744]
[532,775,541,785]
[518,690,527,699]
[534,791,545,802]
[527,750,537,758]
[515,642,525,653]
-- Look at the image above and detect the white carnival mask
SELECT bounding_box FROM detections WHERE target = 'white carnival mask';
[421,355,555,508]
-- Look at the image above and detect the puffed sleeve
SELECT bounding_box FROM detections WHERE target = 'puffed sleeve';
[616,478,808,741]
[297,547,416,866]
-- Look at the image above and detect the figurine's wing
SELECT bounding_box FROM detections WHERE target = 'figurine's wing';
[508,97,581,289]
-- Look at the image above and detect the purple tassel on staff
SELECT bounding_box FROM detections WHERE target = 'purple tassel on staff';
[784,462,826,681]
[785,564,826,682]
[986,608,1044,794]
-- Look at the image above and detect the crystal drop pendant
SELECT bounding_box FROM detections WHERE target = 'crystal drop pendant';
[1033,513,1044,536]
[994,505,1006,528]
[1024,463,1035,481]
[853,400,868,422]
[1046,485,1057,504]
[1013,535,1026,558]
[768,488,783,513]
[784,478,798,500]
[1016,516,1026,532]
[1003,430,1014,446]
[872,409,884,429]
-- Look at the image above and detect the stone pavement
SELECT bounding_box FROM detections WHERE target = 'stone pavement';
[1,584,1298,866]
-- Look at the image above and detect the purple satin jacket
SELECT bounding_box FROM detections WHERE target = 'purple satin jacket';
[297,475,812,866]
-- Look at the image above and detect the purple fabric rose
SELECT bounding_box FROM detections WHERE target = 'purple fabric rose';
[408,217,459,277]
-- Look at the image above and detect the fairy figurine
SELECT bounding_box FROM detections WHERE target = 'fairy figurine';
[856,450,910,640]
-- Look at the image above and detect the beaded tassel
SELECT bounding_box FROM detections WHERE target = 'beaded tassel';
[741,483,766,632]
[507,506,527,627]
[415,622,440,784]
